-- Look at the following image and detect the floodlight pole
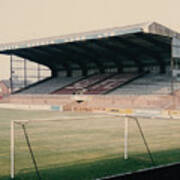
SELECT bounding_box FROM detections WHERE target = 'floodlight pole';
[124,117,128,160]
[10,121,15,179]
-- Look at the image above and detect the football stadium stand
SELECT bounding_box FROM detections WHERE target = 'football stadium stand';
[0,21,180,110]
[19,76,81,94]
[53,73,112,94]
[84,73,141,94]
[15,72,177,95]
[110,72,180,95]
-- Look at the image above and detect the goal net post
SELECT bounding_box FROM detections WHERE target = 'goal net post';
[123,116,155,166]
[10,116,154,180]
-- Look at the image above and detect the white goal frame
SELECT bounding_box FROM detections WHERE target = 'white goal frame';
[10,114,169,179]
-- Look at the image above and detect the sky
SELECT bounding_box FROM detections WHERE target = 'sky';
[0,0,180,79]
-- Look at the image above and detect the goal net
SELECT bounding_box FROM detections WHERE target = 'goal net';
[10,114,180,180]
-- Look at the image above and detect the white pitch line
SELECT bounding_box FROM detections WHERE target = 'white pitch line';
[13,114,119,124]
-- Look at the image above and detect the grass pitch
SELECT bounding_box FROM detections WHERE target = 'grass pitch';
[0,108,180,180]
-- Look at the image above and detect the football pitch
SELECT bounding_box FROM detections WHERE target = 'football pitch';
[0,108,180,180]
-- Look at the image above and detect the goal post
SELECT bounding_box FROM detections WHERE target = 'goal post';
[10,115,153,179]
[10,120,29,180]
[10,121,15,180]
[125,116,155,166]
[124,117,128,160]
[10,114,175,179]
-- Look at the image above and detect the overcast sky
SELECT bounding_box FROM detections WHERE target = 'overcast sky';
[0,0,179,79]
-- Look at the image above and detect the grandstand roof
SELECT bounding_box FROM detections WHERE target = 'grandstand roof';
[0,22,179,72]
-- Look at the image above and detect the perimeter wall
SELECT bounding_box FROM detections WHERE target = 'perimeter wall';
[1,94,180,110]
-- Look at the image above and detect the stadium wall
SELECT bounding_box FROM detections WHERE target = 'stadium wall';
[1,94,180,109]
[1,95,180,117]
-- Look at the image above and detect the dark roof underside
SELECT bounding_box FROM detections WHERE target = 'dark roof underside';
[0,32,171,72]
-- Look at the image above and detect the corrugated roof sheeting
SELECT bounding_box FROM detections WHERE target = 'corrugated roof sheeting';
[0,21,178,51]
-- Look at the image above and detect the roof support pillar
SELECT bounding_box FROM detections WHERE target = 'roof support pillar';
[118,66,124,73]
[51,69,58,78]
[138,66,144,73]
[82,69,88,76]
[100,67,105,74]
[10,55,13,93]
[67,69,72,77]
[160,64,166,74]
